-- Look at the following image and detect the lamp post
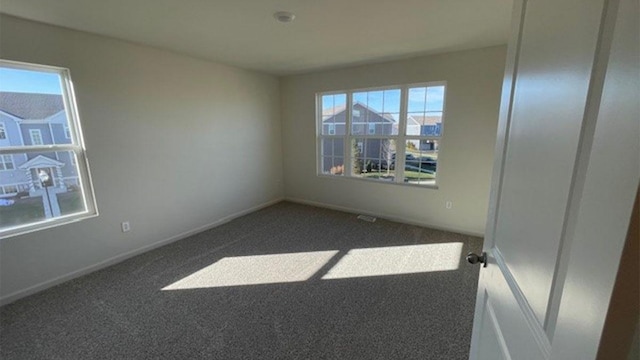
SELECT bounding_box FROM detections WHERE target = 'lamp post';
[38,169,54,218]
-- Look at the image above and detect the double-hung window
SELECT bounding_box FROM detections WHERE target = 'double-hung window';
[0,60,98,238]
[317,82,446,187]
[0,154,14,170]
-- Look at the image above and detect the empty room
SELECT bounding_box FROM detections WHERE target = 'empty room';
[0,1,638,359]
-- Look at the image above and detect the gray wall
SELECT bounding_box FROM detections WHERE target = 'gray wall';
[0,15,284,303]
[281,46,506,235]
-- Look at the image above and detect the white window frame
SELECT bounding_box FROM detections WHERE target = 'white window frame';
[0,122,6,140]
[316,82,446,188]
[68,150,77,166]
[29,129,43,145]
[64,124,71,139]
[0,154,14,171]
[0,60,98,239]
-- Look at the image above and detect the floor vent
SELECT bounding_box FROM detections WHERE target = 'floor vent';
[357,214,377,223]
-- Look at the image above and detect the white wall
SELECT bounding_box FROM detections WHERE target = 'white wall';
[0,17,506,303]
[0,15,283,303]
[281,46,506,235]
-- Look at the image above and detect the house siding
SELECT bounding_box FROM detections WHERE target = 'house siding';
[0,106,77,197]
[420,123,442,136]
[50,124,71,144]
[56,151,77,180]
[0,113,24,147]
[0,153,29,194]
[21,123,52,146]
[321,103,396,163]
[48,111,71,145]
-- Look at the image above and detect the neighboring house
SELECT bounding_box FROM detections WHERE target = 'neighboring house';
[321,102,442,168]
[322,102,397,138]
[0,92,78,198]
[410,115,442,151]
[322,102,396,173]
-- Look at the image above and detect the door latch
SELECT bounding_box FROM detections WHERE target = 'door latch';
[466,252,487,267]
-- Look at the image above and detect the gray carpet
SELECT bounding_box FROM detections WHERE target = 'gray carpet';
[0,201,483,359]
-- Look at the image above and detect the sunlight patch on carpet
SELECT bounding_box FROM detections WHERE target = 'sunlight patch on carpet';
[321,242,462,280]
[162,250,339,290]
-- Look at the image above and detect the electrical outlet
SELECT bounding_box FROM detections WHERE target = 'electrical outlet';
[121,221,131,232]
[445,201,453,209]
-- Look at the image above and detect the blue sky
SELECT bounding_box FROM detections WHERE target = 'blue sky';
[322,86,444,121]
[0,68,62,94]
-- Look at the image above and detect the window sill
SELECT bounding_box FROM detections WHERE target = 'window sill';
[316,173,439,190]
[0,211,99,240]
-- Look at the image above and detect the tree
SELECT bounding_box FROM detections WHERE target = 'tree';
[352,140,362,174]
[382,139,395,175]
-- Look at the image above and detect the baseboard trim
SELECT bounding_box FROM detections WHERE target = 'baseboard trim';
[284,196,484,238]
[0,197,284,306]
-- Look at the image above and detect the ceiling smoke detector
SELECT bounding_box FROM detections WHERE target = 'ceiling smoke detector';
[273,11,295,23]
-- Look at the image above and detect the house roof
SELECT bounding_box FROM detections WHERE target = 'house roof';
[406,117,420,127]
[323,102,397,123]
[322,104,347,117]
[18,155,65,170]
[0,92,65,120]
[409,115,441,126]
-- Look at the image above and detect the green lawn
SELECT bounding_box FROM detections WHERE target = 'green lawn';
[361,170,435,181]
[359,169,435,186]
[0,197,45,228]
[58,191,85,215]
[362,172,395,181]
[0,191,84,229]
[403,170,435,180]
[406,149,438,160]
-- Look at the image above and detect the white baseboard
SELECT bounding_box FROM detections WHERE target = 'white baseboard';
[285,196,484,238]
[0,197,284,306]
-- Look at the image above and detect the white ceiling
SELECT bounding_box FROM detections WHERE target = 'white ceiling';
[0,0,513,75]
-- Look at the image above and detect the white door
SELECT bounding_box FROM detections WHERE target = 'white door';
[469,0,639,359]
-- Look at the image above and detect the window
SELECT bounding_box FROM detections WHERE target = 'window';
[1,185,18,195]
[0,122,6,140]
[68,151,77,166]
[0,60,98,238]
[317,82,446,187]
[0,154,14,170]
[29,129,43,145]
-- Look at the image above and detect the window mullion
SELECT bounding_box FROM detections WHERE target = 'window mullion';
[0,145,82,155]
[396,85,409,183]
[61,69,84,147]
[316,95,322,175]
[344,91,353,177]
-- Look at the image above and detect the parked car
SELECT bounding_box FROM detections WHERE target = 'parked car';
[388,154,437,171]
[354,153,437,174]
